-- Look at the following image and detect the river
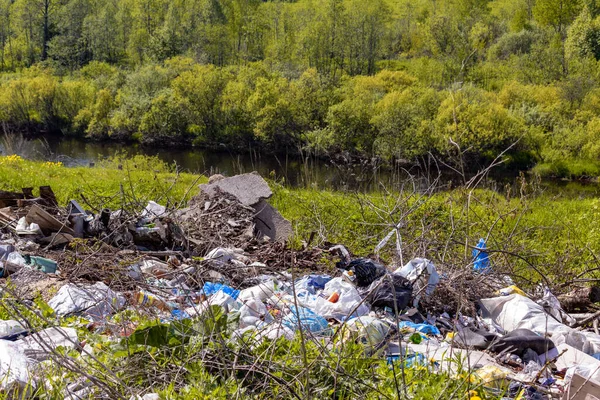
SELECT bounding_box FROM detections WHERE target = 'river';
[3,137,600,195]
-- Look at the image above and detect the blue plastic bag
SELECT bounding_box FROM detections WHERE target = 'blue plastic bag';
[398,321,441,336]
[294,275,332,294]
[171,309,191,320]
[203,282,240,300]
[282,305,329,333]
[387,353,432,369]
[472,238,490,272]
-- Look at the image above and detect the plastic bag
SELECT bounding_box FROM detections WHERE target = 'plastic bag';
[313,277,369,320]
[0,340,33,394]
[343,316,391,349]
[239,299,272,328]
[474,364,511,388]
[203,282,240,300]
[479,294,600,355]
[205,248,248,264]
[17,327,78,361]
[394,258,439,296]
[238,280,276,302]
[140,201,166,220]
[294,275,332,294]
[48,282,126,321]
[472,238,490,272]
[398,321,441,336]
[361,273,412,313]
[537,287,576,326]
[0,320,26,339]
[256,324,295,341]
[338,258,387,287]
[282,305,329,334]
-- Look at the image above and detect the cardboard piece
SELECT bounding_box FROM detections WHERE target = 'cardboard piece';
[563,373,600,400]
[555,343,600,383]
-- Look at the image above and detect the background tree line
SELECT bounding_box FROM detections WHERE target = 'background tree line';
[2,0,600,172]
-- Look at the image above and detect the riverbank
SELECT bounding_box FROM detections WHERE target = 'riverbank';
[0,158,598,399]
[1,155,599,287]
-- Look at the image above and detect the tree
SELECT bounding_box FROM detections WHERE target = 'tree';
[534,0,582,34]
[566,7,600,60]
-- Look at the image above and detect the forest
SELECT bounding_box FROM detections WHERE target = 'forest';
[1,0,600,173]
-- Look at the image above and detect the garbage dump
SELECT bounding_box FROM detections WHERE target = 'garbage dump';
[0,173,599,399]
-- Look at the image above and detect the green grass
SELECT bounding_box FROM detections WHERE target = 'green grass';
[2,155,600,286]
[1,155,596,398]
[533,159,600,180]
[0,154,206,211]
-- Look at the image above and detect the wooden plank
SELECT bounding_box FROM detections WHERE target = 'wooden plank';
[0,207,17,229]
[26,204,74,235]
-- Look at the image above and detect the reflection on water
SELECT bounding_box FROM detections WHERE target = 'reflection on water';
[4,137,600,195]
[3,137,443,191]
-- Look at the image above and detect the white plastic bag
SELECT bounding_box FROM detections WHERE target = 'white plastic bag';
[48,282,126,321]
[0,340,33,395]
[480,294,600,355]
[0,320,26,337]
[239,299,272,328]
[238,280,276,302]
[313,277,369,320]
[17,327,78,361]
[140,201,166,219]
[394,258,439,295]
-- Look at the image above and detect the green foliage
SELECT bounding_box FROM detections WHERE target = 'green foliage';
[2,0,600,173]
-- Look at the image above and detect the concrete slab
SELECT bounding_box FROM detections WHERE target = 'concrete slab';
[200,172,272,206]
[253,199,293,242]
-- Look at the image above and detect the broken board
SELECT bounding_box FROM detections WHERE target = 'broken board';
[26,204,74,235]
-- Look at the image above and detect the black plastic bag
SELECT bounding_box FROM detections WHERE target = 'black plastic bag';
[337,258,387,287]
[360,273,413,313]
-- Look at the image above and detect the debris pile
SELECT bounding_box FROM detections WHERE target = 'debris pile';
[0,172,599,399]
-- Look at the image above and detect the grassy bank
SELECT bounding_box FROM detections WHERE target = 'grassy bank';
[1,155,598,288]
[0,156,598,398]
[0,154,205,210]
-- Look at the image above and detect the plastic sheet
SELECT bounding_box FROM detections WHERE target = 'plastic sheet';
[282,305,329,334]
[203,282,240,300]
[479,294,600,355]
[398,321,441,336]
[48,282,126,321]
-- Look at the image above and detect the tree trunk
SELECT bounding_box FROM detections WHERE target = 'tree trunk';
[41,0,50,60]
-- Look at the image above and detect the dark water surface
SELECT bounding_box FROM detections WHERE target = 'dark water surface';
[3,137,441,191]
[5,137,600,195]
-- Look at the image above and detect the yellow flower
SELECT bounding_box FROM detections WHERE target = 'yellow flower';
[0,154,24,164]
[468,390,481,400]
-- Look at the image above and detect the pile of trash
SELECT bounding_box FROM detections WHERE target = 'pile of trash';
[0,173,599,399]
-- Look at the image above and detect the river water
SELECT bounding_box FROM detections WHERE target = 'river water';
[4,137,600,195]
[3,137,443,191]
